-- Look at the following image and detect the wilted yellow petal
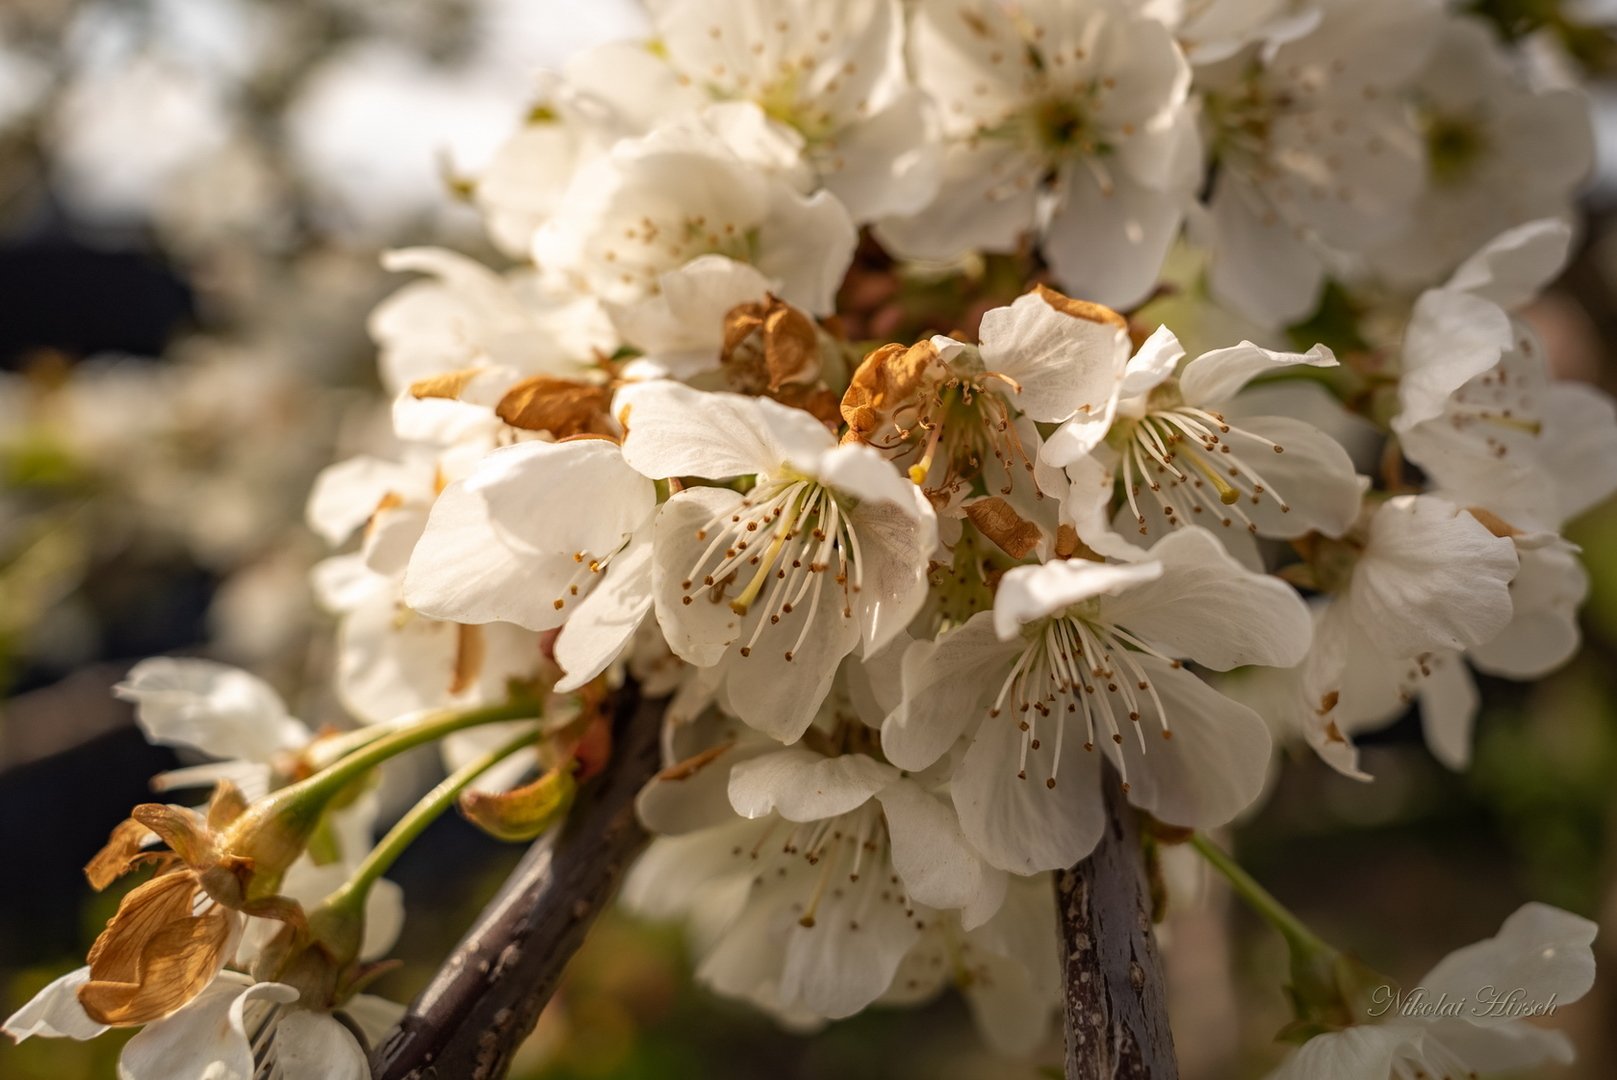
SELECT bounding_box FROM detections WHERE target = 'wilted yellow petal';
[459,763,575,842]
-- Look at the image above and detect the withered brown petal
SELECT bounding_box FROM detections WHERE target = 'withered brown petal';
[760,302,821,390]
[80,885,234,1026]
[840,340,940,441]
[206,781,250,832]
[85,818,154,891]
[965,497,1045,559]
[129,804,215,869]
[494,376,614,438]
[83,870,203,984]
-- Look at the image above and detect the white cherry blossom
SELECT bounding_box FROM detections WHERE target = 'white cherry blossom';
[625,715,1005,1021]
[405,438,658,692]
[1195,0,1441,323]
[884,527,1306,872]
[1270,903,1597,1080]
[652,0,941,221]
[622,381,936,741]
[532,104,857,316]
[1297,495,1519,779]
[882,0,1202,309]
[1362,16,1594,291]
[1043,330,1362,558]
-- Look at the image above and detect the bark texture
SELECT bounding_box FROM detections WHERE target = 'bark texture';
[370,687,663,1080]
[1056,766,1179,1080]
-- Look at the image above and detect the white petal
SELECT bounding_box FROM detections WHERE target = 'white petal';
[953,709,1107,874]
[718,582,862,742]
[1097,527,1312,669]
[844,488,937,654]
[1045,164,1189,312]
[876,780,1007,929]
[1422,1018,1575,1073]
[637,741,761,836]
[1349,496,1518,657]
[1178,342,1335,407]
[1418,651,1477,771]
[339,994,407,1051]
[875,141,1041,261]
[976,287,1132,425]
[1218,415,1363,539]
[1395,289,1516,431]
[116,658,307,764]
[817,91,943,222]
[607,255,774,378]
[118,976,297,1080]
[2,967,107,1041]
[1267,1025,1424,1080]
[554,527,656,693]
[262,1010,370,1080]
[650,487,750,667]
[1418,902,1598,1021]
[775,877,922,1018]
[1446,219,1573,310]
[306,456,431,546]
[1107,656,1271,829]
[994,559,1165,641]
[361,878,405,962]
[756,187,859,316]
[402,477,572,630]
[618,381,833,481]
[883,613,1021,771]
[1469,542,1587,679]
[728,748,897,822]
[1119,325,1186,400]
[1203,172,1325,326]
[1541,379,1617,527]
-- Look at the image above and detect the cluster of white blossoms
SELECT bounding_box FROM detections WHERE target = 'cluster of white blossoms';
[7,1,1613,1077]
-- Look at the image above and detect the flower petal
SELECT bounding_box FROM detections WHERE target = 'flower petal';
[1096,527,1312,669]
[876,780,1007,929]
[953,709,1106,874]
[2,967,107,1042]
[1348,496,1518,657]
[1106,656,1271,829]
[977,285,1132,425]
[618,381,833,481]
[1178,342,1336,408]
[729,748,897,822]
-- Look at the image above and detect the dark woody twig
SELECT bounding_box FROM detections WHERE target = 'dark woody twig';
[1056,765,1180,1080]
[370,685,664,1080]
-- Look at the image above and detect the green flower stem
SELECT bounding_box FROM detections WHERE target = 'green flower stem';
[292,698,541,808]
[324,724,542,917]
[1190,832,1332,957]
[233,697,542,882]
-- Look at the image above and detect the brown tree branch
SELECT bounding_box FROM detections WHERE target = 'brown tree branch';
[1056,765,1179,1080]
[369,685,664,1080]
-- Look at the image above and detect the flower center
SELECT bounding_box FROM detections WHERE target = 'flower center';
[1117,405,1290,536]
[898,375,1037,501]
[989,614,1180,792]
[729,803,922,933]
[678,479,861,661]
[1423,110,1490,187]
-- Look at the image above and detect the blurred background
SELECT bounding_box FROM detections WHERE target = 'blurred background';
[1,1,1616,1077]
